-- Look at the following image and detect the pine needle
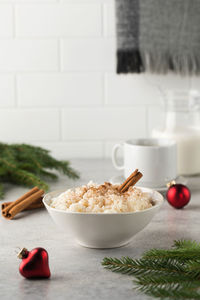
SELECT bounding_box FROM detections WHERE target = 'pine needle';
[0,142,79,198]
[173,240,200,250]
[0,183,4,199]
[102,240,200,299]
[143,248,200,262]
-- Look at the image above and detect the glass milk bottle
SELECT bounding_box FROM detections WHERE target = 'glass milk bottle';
[152,90,200,176]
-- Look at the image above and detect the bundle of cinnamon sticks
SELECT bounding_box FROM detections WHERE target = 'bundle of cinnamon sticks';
[1,187,44,220]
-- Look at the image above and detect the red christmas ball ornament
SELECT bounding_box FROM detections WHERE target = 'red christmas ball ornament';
[166,182,191,209]
[18,247,51,279]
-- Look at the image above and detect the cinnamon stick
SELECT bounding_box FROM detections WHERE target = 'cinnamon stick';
[118,169,138,192]
[119,169,143,193]
[2,186,39,217]
[120,172,143,193]
[2,188,44,220]
[1,197,44,211]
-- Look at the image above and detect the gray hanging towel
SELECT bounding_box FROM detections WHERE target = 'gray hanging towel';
[116,0,200,75]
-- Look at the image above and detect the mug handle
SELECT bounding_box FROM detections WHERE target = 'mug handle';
[112,144,124,170]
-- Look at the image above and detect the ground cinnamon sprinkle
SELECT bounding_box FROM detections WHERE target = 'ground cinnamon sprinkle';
[50,181,153,213]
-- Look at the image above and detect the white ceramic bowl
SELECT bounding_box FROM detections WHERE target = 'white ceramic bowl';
[43,187,164,249]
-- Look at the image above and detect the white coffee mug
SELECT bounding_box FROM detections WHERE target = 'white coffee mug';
[112,138,177,188]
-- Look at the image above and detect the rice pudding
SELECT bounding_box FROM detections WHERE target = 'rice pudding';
[50,181,154,213]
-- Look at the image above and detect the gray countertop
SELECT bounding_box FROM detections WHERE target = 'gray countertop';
[0,158,200,300]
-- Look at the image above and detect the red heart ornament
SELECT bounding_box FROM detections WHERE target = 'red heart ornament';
[18,247,51,279]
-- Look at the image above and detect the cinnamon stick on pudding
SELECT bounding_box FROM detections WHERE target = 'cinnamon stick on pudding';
[2,187,44,220]
[119,169,143,193]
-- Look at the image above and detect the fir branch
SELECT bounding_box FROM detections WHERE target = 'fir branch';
[186,261,200,279]
[0,142,79,198]
[134,273,193,287]
[13,144,79,179]
[37,169,58,180]
[142,285,200,300]
[9,169,49,191]
[173,240,200,250]
[102,240,200,300]
[143,248,200,262]
[54,160,80,179]
[102,257,186,276]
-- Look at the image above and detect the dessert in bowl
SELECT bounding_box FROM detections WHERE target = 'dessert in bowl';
[43,170,164,248]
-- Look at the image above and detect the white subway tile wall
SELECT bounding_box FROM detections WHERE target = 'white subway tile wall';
[15,4,102,37]
[0,109,60,142]
[0,0,195,158]
[0,40,58,71]
[61,38,115,71]
[0,4,13,37]
[62,107,146,140]
[17,74,103,107]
